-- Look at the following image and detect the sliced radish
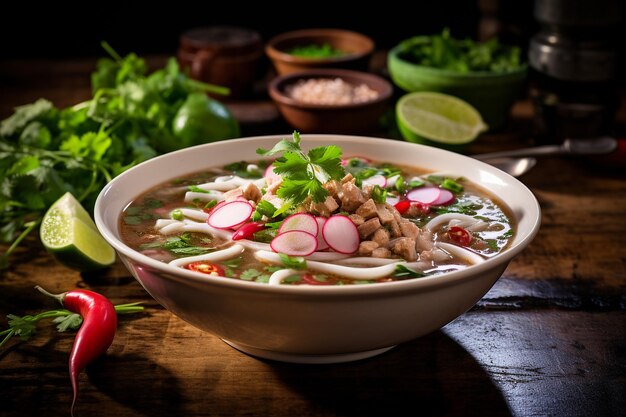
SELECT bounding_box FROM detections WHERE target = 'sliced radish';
[407,187,441,204]
[315,216,329,250]
[322,215,359,254]
[278,213,318,235]
[431,189,455,206]
[264,164,281,181]
[270,230,318,256]
[386,195,400,206]
[207,201,253,229]
[362,174,387,188]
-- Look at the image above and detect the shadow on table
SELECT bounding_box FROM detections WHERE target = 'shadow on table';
[268,330,512,417]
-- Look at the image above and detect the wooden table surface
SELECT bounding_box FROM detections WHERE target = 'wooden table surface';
[1,56,625,417]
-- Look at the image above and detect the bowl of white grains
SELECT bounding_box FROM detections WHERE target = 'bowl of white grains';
[268,69,392,133]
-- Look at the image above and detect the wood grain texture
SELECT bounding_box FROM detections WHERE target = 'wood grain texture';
[1,55,625,417]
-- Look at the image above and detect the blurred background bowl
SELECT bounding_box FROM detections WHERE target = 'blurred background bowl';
[266,28,375,75]
[268,68,392,133]
[387,46,527,129]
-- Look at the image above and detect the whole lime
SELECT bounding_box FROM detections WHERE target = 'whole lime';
[172,93,240,151]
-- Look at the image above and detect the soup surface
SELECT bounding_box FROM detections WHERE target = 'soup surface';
[120,135,514,285]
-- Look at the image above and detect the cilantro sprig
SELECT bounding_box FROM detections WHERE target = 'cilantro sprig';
[256,132,345,215]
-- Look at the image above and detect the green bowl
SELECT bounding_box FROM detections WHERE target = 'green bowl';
[387,46,527,129]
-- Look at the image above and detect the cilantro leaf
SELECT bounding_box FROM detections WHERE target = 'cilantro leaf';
[53,313,83,332]
[394,264,425,279]
[278,253,308,270]
[256,132,345,211]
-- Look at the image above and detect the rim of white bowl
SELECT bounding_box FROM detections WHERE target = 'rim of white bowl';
[94,134,541,297]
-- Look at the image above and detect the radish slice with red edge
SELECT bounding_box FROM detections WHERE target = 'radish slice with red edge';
[386,195,400,206]
[406,187,441,204]
[315,217,329,250]
[278,213,318,235]
[362,175,387,188]
[322,215,359,254]
[270,230,318,256]
[431,189,455,205]
[207,201,253,229]
[264,164,281,181]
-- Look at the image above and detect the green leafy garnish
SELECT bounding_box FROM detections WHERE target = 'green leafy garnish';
[371,185,387,204]
[278,253,308,270]
[393,264,425,279]
[223,161,263,179]
[441,178,464,193]
[0,42,234,268]
[256,132,345,214]
[156,233,214,256]
[251,200,279,221]
[397,28,523,73]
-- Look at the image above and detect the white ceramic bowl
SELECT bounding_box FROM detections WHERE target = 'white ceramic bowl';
[95,135,540,364]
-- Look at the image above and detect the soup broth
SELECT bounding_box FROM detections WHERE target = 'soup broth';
[120,148,515,286]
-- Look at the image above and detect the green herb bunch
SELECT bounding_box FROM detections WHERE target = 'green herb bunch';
[397,28,523,73]
[0,42,234,268]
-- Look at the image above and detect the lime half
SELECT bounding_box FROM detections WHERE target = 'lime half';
[40,192,115,271]
[396,92,488,146]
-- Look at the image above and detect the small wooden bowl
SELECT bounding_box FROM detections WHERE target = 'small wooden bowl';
[268,69,393,134]
[266,29,375,75]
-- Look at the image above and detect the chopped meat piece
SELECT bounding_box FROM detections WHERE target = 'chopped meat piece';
[356,199,378,219]
[242,182,262,203]
[406,203,430,217]
[358,241,379,256]
[357,217,381,239]
[340,182,365,212]
[266,178,282,195]
[223,188,244,202]
[324,180,341,198]
[388,219,402,238]
[420,248,451,262]
[341,173,355,184]
[399,222,419,239]
[349,213,365,226]
[415,230,434,251]
[371,247,392,258]
[391,237,417,261]
[372,228,390,247]
[391,205,406,224]
[307,196,339,217]
[375,204,395,224]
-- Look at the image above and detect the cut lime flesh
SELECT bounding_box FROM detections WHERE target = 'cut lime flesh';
[396,92,487,145]
[40,192,115,271]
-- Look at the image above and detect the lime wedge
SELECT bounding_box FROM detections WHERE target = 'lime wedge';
[40,192,115,271]
[396,92,488,146]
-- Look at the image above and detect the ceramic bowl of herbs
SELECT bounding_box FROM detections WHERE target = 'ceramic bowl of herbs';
[266,28,375,75]
[388,29,527,129]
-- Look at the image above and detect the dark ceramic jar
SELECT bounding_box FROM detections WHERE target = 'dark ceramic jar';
[178,26,263,99]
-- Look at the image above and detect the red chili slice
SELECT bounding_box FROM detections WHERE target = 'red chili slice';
[301,273,334,286]
[394,200,411,214]
[448,226,472,246]
[185,261,225,276]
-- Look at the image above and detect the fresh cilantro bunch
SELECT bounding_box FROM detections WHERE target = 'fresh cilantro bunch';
[397,28,523,73]
[0,42,232,268]
[256,132,345,215]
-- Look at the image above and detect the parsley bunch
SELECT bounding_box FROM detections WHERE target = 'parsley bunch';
[256,132,345,215]
[0,42,231,268]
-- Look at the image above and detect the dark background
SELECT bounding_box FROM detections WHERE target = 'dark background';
[0,2,536,59]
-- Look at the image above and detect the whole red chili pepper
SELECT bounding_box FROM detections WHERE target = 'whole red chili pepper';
[36,286,117,416]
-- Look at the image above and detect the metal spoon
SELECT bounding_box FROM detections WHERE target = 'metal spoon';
[479,156,538,177]
[472,137,617,177]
